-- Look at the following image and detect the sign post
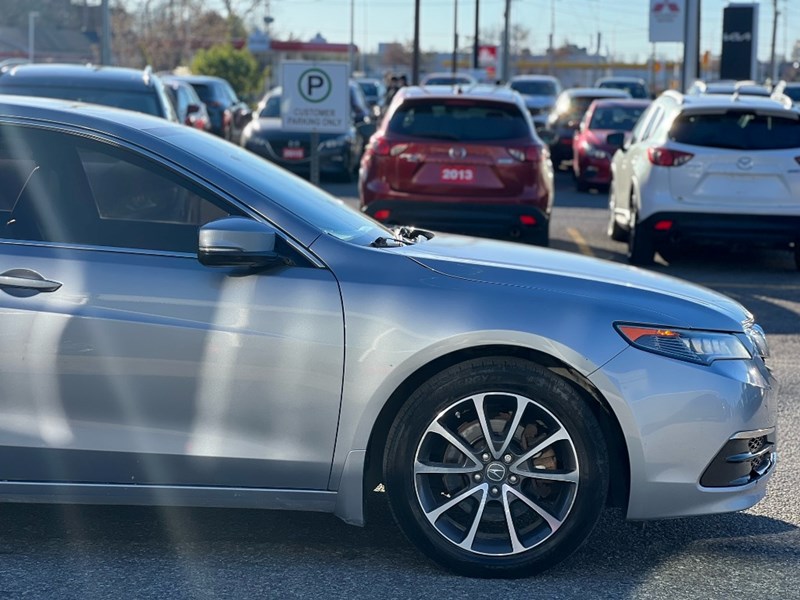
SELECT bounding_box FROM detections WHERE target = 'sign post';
[281,62,349,186]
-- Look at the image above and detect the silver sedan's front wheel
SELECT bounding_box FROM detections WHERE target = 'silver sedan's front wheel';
[413,392,579,557]
[384,357,609,578]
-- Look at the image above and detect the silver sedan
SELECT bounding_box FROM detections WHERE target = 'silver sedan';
[0,96,776,578]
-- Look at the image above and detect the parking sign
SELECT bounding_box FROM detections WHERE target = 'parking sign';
[281,62,349,134]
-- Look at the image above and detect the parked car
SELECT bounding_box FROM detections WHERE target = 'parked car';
[169,74,251,142]
[572,99,650,191]
[421,72,477,86]
[687,79,771,97]
[241,87,363,181]
[355,77,386,116]
[608,90,800,267]
[0,95,777,577]
[359,85,553,246]
[507,74,562,131]
[0,63,177,122]
[596,77,650,99]
[349,80,377,144]
[162,77,211,131]
[0,94,777,579]
[771,80,800,108]
[543,87,630,168]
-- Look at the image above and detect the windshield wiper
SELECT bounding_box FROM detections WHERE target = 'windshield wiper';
[370,227,435,248]
[370,235,409,247]
[392,226,435,243]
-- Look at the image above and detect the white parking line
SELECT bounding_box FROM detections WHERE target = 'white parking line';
[567,227,594,257]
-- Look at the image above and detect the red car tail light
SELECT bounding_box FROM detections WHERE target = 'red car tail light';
[370,136,392,156]
[519,215,537,226]
[507,146,542,162]
[373,209,391,221]
[647,147,694,167]
[654,220,673,231]
[525,146,542,162]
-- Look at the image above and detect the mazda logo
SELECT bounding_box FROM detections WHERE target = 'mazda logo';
[486,462,507,482]
[737,156,753,170]
[448,147,467,160]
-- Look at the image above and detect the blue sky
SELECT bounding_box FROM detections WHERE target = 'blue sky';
[264,0,797,63]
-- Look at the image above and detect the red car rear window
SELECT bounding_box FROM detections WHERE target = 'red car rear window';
[387,100,530,141]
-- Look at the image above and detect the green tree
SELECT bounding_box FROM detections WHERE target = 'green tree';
[191,44,262,100]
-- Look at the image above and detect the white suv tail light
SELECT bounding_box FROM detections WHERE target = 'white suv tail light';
[647,147,694,167]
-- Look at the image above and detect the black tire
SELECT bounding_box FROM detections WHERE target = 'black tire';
[627,209,654,265]
[384,357,609,578]
[607,209,628,242]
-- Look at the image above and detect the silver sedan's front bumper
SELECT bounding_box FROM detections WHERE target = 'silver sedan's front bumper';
[591,346,776,520]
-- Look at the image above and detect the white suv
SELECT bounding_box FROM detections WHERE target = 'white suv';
[608,90,800,267]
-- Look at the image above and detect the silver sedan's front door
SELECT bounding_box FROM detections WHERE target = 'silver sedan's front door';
[0,242,344,491]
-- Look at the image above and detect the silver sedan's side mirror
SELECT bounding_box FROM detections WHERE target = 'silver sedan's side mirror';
[198,217,283,269]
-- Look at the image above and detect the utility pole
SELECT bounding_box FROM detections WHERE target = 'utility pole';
[412,0,420,84]
[28,11,39,63]
[348,0,354,75]
[769,0,779,83]
[681,0,700,92]
[452,0,459,76]
[501,0,510,82]
[548,0,555,75]
[100,0,112,65]
[473,0,480,69]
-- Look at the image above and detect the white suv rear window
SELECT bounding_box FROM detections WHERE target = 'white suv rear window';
[670,111,800,150]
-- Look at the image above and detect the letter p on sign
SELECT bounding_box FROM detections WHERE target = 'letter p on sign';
[299,68,332,103]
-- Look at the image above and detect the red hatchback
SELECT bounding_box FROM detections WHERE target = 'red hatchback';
[359,86,554,245]
[572,98,650,191]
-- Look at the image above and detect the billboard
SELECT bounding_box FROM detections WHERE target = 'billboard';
[649,0,685,43]
[719,4,758,80]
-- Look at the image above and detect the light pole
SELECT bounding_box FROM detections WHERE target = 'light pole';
[348,0,355,75]
[28,11,39,63]
[452,0,459,76]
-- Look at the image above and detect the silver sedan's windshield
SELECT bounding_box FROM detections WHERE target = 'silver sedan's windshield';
[160,127,391,243]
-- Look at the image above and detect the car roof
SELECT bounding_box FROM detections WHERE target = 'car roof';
[669,91,796,113]
[561,87,630,98]
[0,63,156,91]
[597,76,646,84]
[396,85,521,104]
[589,98,651,108]
[169,74,227,85]
[510,75,559,82]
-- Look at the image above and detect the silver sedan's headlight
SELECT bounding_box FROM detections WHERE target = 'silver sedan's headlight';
[745,323,770,359]
[615,324,751,365]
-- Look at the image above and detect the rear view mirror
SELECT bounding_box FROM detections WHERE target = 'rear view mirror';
[186,104,200,115]
[606,132,626,149]
[199,217,283,269]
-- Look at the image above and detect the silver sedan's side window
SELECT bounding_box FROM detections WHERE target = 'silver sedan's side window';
[0,124,236,254]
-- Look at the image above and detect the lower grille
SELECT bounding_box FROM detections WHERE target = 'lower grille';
[700,428,776,488]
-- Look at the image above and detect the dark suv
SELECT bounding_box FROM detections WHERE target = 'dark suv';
[359,86,553,246]
[0,64,177,122]
[169,75,251,143]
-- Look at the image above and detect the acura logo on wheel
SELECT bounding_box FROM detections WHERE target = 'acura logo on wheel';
[448,147,467,159]
[486,462,507,482]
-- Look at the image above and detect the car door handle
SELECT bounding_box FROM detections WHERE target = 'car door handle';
[0,269,62,292]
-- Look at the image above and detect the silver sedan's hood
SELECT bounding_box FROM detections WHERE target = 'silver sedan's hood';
[398,235,751,330]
